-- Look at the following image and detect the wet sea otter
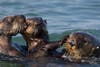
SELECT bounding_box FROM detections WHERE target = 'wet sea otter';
[20,17,49,53]
[62,32,100,62]
[0,15,27,57]
[20,17,64,58]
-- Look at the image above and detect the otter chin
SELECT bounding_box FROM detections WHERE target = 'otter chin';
[62,32,100,62]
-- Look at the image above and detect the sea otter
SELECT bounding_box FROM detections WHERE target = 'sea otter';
[62,31,100,62]
[20,17,64,58]
[0,15,27,57]
[20,17,49,53]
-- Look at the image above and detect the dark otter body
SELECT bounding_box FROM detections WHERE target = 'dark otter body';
[62,32,100,62]
[0,15,26,57]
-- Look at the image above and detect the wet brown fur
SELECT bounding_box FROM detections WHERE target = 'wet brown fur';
[20,17,64,58]
[0,15,26,57]
[2,15,26,35]
[63,32,100,61]
[21,17,49,52]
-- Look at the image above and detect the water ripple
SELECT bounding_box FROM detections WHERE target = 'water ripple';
[0,0,100,34]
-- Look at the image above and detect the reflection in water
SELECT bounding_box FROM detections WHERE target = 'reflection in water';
[26,57,70,67]
[27,57,62,67]
[0,61,25,67]
[0,56,100,67]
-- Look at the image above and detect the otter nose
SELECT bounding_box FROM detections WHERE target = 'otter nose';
[69,40,75,46]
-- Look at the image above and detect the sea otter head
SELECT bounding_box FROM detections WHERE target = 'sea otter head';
[62,32,98,62]
[2,15,26,36]
[24,17,49,42]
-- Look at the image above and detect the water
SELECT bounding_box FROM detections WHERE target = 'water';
[0,0,100,67]
[0,0,100,34]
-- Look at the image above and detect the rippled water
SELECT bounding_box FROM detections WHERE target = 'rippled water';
[0,0,100,67]
[0,0,100,34]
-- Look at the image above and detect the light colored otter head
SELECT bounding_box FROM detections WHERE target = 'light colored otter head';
[63,32,99,61]
[24,17,49,42]
[2,15,26,36]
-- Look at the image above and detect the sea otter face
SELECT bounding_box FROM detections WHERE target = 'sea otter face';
[63,32,98,61]
[25,17,49,41]
[2,15,26,36]
[63,34,82,61]
[67,32,87,49]
[26,17,47,35]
